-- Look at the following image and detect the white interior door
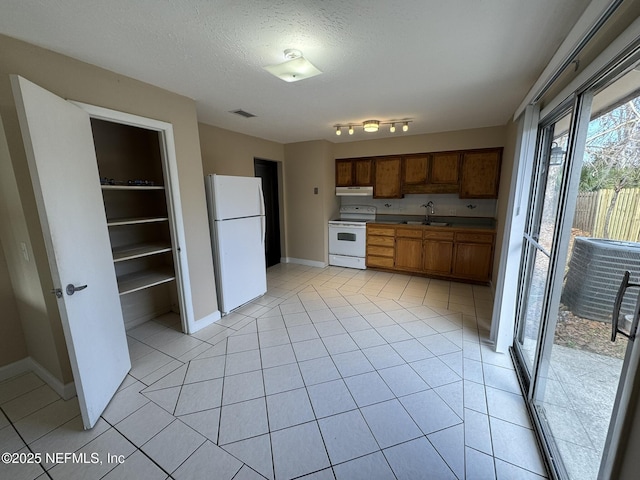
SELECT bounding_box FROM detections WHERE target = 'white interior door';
[11,75,130,429]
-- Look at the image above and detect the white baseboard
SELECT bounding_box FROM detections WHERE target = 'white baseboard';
[283,257,327,268]
[188,310,221,334]
[30,357,76,400]
[0,357,75,400]
[0,357,32,382]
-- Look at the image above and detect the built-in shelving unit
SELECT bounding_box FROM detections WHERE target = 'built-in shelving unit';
[101,184,165,191]
[92,118,180,329]
[112,242,173,263]
[116,267,176,296]
[107,216,169,227]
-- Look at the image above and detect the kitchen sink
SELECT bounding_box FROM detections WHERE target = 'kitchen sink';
[402,221,450,227]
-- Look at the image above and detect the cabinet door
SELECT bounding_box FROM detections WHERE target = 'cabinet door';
[12,75,130,429]
[459,149,502,198]
[423,240,453,274]
[453,242,493,280]
[403,155,429,185]
[374,156,402,198]
[430,152,460,186]
[395,237,423,271]
[354,158,373,186]
[335,159,353,186]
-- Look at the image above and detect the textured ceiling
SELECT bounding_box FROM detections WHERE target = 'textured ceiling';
[0,0,591,144]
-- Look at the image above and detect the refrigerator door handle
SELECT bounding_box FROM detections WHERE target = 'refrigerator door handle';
[258,182,266,217]
[261,215,266,247]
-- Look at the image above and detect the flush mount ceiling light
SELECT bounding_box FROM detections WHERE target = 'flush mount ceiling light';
[263,49,322,83]
[363,120,379,132]
[334,119,412,136]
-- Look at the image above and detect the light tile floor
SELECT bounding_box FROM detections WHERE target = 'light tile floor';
[0,264,548,479]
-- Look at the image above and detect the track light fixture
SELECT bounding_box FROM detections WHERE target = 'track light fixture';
[333,119,412,136]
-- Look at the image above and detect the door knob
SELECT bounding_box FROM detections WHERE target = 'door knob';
[66,284,88,296]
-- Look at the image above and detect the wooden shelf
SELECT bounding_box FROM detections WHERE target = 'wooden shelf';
[107,216,169,227]
[101,185,165,191]
[112,242,172,262]
[117,267,175,296]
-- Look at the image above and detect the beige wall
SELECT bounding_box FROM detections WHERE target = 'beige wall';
[283,128,508,266]
[493,119,519,286]
[0,236,27,366]
[199,123,284,177]
[0,110,63,377]
[333,126,507,159]
[0,34,217,382]
[199,122,288,261]
[284,140,338,264]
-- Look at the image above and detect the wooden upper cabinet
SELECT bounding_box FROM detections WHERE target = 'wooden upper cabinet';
[459,148,502,198]
[354,158,373,186]
[402,152,459,194]
[335,158,354,187]
[335,158,373,186]
[430,152,460,186]
[338,146,502,198]
[374,156,402,198]
[403,155,429,185]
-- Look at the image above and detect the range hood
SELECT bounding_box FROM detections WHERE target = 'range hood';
[336,186,373,196]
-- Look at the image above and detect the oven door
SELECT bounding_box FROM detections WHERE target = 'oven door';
[329,222,366,258]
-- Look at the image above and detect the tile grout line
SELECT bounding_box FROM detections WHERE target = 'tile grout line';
[0,405,52,479]
[107,415,176,479]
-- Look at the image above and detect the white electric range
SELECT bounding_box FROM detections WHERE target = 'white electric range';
[328,205,377,269]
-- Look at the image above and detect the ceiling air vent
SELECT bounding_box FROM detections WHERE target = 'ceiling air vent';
[230,109,256,118]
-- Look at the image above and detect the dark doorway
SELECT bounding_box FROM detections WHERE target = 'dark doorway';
[254,159,281,267]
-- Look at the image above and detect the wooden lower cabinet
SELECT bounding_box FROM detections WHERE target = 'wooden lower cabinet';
[395,237,423,271]
[451,232,494,282]
[366,223,495,283]
[366,225,395,268]
[423,240,454,274]
[452,242,493,282]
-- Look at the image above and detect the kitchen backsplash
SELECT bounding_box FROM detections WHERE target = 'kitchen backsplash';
[341,194,497,218]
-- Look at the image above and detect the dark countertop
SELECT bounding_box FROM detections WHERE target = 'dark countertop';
[371,215,496,230]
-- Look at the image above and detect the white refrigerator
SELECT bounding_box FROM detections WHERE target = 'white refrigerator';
[205,174,267,315]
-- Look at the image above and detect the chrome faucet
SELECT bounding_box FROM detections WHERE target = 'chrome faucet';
[420,201,435,222]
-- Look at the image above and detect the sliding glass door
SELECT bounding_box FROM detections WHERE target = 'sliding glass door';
[514,108,573,383]
[513,61,640,479]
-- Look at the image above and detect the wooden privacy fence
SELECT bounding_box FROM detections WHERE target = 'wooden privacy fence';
[574,188,640,241]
